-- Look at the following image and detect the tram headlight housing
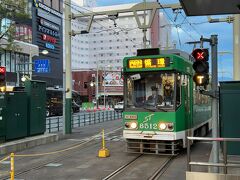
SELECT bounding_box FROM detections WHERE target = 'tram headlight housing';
[159,123,167,130]
[158,122,174,131]
[125,121,138,130]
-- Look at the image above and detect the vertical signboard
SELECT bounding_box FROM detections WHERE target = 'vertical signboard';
[32,0,63,86]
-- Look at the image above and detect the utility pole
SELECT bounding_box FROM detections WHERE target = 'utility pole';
[233,15,240,80]
[210,35,219,173]
[143,0,147,48]
[96,63,99,109]
[64,0,72,134]
[208,15,240,80]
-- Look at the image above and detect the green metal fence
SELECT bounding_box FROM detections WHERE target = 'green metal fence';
[46,110,123,133]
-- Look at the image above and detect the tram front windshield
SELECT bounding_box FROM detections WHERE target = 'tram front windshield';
[125,72,178,111]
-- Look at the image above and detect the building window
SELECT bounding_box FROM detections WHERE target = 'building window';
[52,0,60,11]
[0,52,5,66]
[24,55,29,73]
[6,52,10,72]
[43,0,51,7]
[11,53,15,72]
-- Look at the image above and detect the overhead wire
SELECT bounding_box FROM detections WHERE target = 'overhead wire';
[63,1,141,46]
[158,2,198,42]
[179,13,202,37]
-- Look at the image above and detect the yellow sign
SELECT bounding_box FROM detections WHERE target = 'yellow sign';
[128,59,143,68]
[128,58,170,69]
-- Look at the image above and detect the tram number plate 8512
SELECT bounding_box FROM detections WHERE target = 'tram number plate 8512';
[139,123,158,130]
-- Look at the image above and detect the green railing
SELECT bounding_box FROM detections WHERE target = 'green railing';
[46,110,123,133]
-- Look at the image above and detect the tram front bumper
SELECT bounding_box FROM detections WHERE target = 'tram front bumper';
[123,130,184,141]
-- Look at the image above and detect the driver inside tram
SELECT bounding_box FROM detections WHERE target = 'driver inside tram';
[147,86,163,105]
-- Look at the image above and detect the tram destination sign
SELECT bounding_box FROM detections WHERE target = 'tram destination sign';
[128,57,170,69]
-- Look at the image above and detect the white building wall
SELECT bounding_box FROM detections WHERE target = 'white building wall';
[70,3,171,71]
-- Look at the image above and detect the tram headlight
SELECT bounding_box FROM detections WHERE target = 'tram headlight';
[125,121,138,129]
[159,123,167,130]
[130,121,137,129]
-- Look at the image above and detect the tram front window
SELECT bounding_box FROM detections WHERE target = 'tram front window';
[126,72,176,111]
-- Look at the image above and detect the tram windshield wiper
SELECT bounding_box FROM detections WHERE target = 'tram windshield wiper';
[156,106,167,112]
[142,107,156,112]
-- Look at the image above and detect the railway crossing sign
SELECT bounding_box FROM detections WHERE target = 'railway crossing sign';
[34,59,51,73]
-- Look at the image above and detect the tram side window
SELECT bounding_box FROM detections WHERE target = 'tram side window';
[176,74,181,107]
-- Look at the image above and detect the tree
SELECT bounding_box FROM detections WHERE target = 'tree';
[0,0,29,51]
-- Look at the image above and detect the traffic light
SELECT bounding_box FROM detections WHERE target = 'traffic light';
[192,48,209,86]
[0,66,6,92]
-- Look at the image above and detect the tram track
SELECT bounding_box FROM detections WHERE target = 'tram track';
[0,127,123,180]
[102,154,176,180]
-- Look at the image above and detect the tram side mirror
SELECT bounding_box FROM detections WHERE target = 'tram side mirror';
[130,74,141,81]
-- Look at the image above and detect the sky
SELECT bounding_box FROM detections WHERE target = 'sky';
[95,0,234,80]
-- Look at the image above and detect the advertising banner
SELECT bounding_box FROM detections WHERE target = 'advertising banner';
[103,71,123,86]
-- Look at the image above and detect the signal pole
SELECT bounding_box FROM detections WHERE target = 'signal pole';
[64,0,72,134]
[210,35,219,173]
[199,35,219,173]
[189,35,219,173]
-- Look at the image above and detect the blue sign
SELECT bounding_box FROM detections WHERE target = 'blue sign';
[45,42,55,50]
[34,59,50,73]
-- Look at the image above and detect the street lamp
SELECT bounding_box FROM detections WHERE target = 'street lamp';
[103,64,111,108]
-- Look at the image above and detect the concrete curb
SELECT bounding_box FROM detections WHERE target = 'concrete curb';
[0,134,59,155]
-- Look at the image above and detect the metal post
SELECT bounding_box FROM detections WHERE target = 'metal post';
[187,138,191,171]
[211,35,219,173]
[143,0,147,48]
[29,47,32,80]
[16,63,19,86]
[96,63,99,108]
[64,0,72,134]
[10,153,14,180]
[233,14,240,80]
[223,141,228,174]
[103,67,106,108]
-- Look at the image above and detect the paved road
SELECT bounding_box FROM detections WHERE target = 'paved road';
[0,120,212,180]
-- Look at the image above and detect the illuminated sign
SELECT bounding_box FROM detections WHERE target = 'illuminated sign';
[40,18,60,31]
[38,25,60,37]
[128,58,170,69]
[42,34,57,44]
[45,43,55,50]
[34,59,50,73]
[37,9,61,25]
[38,2,62,18]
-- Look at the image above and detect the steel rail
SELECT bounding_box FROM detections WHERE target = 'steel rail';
[148,156,174,180]
[0,127,123,180]
[102,154,143,180]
